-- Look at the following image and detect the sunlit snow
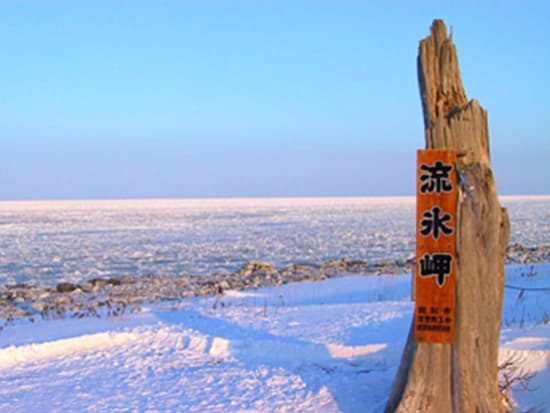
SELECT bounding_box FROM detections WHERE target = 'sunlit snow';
[0,197,548,412]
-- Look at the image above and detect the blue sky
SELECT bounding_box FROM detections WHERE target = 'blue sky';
[1,1,548,200]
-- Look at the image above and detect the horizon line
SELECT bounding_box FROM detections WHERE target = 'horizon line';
[0,193,549,204]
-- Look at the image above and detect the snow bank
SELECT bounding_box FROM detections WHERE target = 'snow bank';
[0,265,548,412]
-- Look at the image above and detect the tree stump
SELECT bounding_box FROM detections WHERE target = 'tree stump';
[385,19,511,413]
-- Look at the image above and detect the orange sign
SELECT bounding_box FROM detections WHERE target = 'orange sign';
[415,149,457,344]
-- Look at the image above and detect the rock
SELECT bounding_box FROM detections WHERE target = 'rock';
[107,276,134,286]
[118,275,135,284]
[236,262,279,277]
[13,283,33,289]
[55,295,72,306]
[199,285,215,296]
[346,260,369,273]
[57,282,78,293]
[79,282,94,293]
[38,291,51,299]
[89,278,108,288]
[32,302,47,313]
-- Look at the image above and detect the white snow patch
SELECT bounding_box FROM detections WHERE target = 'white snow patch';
[0,331,138,370]
[0,265,548,412]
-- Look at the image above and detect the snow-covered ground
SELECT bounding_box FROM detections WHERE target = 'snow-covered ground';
[1,264,548,413]
[0,197,548,412]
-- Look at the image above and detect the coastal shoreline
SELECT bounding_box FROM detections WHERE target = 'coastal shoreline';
[1,243,548,325]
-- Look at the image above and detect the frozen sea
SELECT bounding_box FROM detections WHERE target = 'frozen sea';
[0,196,548,287]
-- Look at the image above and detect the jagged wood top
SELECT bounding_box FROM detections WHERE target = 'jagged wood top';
[418,19,468,128]
[417,19,490,163]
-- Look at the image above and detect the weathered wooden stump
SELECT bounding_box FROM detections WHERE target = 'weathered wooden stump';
[385,19,511,413]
